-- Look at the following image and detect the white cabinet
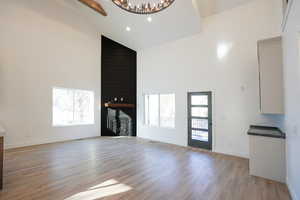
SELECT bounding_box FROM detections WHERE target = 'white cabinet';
[258,37,284,114]
[249,135,286,183]
[248,125,286,183]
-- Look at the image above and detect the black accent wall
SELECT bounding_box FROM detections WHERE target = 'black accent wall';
[101,36,137,136]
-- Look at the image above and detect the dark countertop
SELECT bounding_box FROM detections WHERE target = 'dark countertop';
[247,125,285,139]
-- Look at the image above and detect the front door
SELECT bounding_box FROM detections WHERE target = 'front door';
[188,92,212,150]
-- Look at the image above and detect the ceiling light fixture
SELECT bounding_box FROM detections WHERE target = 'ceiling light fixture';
[126,26,131,31]
[147,16,152,22]
[112,0,175,15]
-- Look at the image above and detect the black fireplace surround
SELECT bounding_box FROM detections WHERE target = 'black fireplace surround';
[101,36,137,136]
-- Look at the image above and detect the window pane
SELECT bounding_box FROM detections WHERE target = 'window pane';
[74,90,94,124]
[192,130,208,142]
[192,119,208,129]
[148,94,159,126]
[160,94,175,128]
[191,95,208,105]
[53,88,74,126]
[191,107,208,117]
[53,88,94,126]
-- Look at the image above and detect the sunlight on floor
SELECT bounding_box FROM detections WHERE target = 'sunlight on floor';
[65,179,132,200]
[89,179,119,190]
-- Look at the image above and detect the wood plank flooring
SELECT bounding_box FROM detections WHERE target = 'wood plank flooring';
[0,137,290,200]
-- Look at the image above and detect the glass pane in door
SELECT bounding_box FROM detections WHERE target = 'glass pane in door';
[191,95,208,105]
[191,107,208,117]
[191,118,208,129]
[191,130,209,142]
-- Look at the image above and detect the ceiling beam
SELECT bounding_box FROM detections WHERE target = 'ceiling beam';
[78,0,107,16]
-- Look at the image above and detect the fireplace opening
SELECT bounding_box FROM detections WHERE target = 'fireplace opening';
[107,108,133,136]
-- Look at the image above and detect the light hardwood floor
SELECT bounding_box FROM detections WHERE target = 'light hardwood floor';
[0,137,290,200]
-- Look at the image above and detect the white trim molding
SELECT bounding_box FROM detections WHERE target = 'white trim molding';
[282,0,294,32]
[287,178,299,200]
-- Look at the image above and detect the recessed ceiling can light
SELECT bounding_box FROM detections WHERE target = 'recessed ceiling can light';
[126,26,131,31]
[147,16,152,22]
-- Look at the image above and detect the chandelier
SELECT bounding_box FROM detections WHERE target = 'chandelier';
[112,0,175,15]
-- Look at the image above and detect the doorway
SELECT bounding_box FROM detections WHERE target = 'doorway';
[188,92,212,150]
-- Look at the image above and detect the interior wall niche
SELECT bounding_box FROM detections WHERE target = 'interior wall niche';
[101,36,137,136]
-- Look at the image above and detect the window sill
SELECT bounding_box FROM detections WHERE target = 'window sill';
[142,125,176,130]
[53,123,95,127]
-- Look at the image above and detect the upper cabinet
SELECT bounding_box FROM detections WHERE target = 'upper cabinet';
[258,37,284,114]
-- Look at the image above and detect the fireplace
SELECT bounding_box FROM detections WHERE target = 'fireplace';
[101,36,137,136]
[107,108,133,136]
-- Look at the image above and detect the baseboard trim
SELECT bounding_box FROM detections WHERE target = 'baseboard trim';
[137,136,248,159]
[213,149,249,159]
[7,135,251,159]
[5,135,100,150]
[137,136,186,148]
[287,178,299,200]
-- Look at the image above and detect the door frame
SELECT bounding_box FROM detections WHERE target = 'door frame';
[187,91,213,150]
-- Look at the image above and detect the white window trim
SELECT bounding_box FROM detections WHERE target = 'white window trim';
[52,87,95,127]
[143,93,160,128]
[143,93,175,129]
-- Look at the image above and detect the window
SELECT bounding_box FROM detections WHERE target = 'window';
[144,94,175,128]
[53,87,94,126]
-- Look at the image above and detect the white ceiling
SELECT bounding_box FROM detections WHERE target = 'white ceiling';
[194,0,254,18]
[58,0,252,51]
[70,0,202,50]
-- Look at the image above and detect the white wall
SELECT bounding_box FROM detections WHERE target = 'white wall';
[282,0,300,199]
[137,0,283,158]
[0,0,101,149]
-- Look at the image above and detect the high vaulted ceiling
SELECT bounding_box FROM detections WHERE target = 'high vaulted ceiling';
[34,0,253,50]
[194,0,254,17]
[73,0,202,50]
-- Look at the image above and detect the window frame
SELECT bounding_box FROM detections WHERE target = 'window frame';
[52,87,95,127]
[143,93,175,129]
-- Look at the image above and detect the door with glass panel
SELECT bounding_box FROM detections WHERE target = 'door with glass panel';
[188,92,212,150]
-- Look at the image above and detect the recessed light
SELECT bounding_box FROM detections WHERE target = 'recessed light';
[126,26,131,31]
[147,16,152,22]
